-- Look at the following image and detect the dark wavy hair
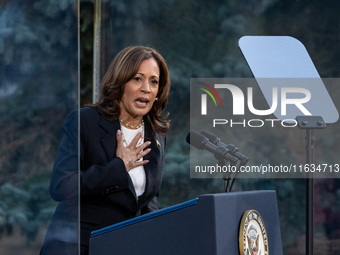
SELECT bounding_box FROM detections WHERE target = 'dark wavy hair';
[88,46,171,135]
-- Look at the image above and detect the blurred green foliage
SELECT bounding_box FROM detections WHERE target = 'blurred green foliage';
[0,0,78,249]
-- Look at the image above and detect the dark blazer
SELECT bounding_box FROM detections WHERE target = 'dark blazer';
[41,107,165,254]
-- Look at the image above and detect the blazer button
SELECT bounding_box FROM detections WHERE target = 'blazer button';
[105,188,110,193]
[115,186,119,190]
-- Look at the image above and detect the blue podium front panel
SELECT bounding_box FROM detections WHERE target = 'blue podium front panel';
[89,191,283,255]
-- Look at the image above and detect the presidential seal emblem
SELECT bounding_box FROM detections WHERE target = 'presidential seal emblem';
[239,210,268,255]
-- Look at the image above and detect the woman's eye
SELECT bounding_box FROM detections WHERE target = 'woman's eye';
[151,80,159,85]
[134,77,142,82]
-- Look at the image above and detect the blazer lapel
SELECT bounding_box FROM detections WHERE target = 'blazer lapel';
[138,121,160,202]
[99,116,120,161]
[97,116,160,203]
[98,116,138,200]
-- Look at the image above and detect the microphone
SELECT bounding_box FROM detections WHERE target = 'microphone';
[200,130,249,164]
[186,131,238,164]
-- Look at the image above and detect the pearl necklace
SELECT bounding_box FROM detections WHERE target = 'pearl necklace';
[120,118,144,129]
[120,124,145,148]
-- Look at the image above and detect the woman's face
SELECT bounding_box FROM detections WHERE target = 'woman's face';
[120,58,160,119]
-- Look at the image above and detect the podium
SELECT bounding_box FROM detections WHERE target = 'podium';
[89,191,283,255]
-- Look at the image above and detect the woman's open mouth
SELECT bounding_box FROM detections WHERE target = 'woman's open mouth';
[135,97,149,107]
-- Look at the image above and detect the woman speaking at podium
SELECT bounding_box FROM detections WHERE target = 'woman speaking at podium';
[40,46,171,255]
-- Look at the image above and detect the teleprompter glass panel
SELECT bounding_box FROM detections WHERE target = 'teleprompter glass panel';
[0,1,78,253]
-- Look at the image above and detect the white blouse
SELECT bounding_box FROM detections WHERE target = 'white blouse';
[120,125,146,197]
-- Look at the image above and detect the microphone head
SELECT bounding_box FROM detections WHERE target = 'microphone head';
[201,130,219,145]
[186,131,208,150]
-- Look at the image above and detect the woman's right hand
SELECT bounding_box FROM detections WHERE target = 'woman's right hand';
[116,130,151,172]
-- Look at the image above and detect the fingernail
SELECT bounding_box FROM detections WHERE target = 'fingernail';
[148,148,151,152]
[117,130,121,135]
[148,141,151,145]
